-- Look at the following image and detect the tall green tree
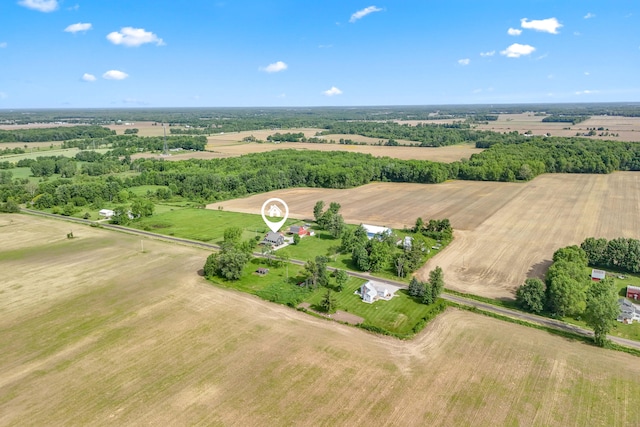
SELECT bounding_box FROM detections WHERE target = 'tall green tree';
[320,289,338,314]
[584,278,620,347]
[334,269,348,292]
[515,278,546,313]
[408,277,425,299]
[429,266,444,302]
[313,200,325,223]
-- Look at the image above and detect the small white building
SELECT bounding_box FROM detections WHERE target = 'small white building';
[98,209,114,218]
[362,224,392,240]
[359,280,392,304]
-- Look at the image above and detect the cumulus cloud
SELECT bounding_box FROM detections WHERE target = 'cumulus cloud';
[106,27,164,47]
[102,70,128,80]
[0,42,7,48]
[82,73,96,82]
[500,43,536,58]
[64,22,92,33]
[520,17,562,34]
[584,12,595,19]
[507,28,522,36]
[323,86,343,96]
[480,50,495,57]
[260,61,288,73]
[575,90,597,95]
[349,6,382,23]
[18,0,58,12]
[458,58,470,65]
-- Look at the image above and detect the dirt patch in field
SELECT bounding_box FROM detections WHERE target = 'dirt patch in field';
[2,215,640,425]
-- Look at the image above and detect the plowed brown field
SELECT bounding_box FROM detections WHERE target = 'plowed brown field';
[210,173,640,299]
[2,214,640,426]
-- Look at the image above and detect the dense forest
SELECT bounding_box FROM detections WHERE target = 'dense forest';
[0,126,114,142]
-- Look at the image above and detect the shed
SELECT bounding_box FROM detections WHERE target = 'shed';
[362,224,391,240]
[256,268,269,275]
[98,209,114,218]
[591,269,606,281]
[627,285,640,300]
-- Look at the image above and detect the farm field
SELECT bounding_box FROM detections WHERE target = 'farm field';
[473,113,640,142]
[211,173,640,299]
[2,214,640,426]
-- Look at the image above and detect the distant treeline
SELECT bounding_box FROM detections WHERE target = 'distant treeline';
[318,121,488,147]
[2,103,640,127]
[62,134,207,153]
[462,136,640,181]
[0,126,114,143]
[541,115,590,125]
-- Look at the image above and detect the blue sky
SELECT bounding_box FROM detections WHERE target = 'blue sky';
[1,0,639,108]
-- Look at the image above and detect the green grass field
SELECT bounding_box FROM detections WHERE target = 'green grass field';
[132,208,303,243]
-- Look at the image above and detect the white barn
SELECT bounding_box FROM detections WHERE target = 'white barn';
[361,224,392,240]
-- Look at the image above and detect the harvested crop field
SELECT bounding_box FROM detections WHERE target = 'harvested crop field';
[2,214,640,426]
[211,172,640,299]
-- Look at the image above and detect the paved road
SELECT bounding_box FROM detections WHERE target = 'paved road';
[20,208,640,351]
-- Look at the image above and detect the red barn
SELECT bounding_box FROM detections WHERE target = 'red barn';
[627,285,640,300]
[591,269,606,281]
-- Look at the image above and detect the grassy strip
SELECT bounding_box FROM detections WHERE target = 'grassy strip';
[444,288,519,310]
[451,302,640,358]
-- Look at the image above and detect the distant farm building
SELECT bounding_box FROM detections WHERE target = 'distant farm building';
[262,231,285,247]
[617,298,640,324]
[627,285,640,300]
[289,225,309,237]
[98,209,114,218]
[591,269,606,281]
[362,224,392,240]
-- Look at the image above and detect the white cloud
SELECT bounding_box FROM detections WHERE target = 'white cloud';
[507,28,522,36]
[584,71,590,76]
[260,61,288,73]
[64,22,92,33]
[480,50,495,57]
[0,92,7,99]
[82,73,96,82]
[323,86,343,96]
[574,31,582,36]
[500,43,536,58]
[458,58,470,66]
[575,90,597,95]
[520,17,562,34]
[18,0,58,12]
[350,6,382,23]
[318,44,333,49]
[102,70,128,80]
[0,42,7,48]
[584,12,595,19]
[106,27,164,47]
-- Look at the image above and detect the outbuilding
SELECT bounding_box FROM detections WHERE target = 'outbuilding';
[627,285,640,300]
[591,269,606,281]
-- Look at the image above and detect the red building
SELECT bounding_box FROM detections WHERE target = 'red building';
[627,285,640,300]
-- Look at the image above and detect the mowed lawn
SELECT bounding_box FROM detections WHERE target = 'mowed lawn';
[132,207,303,243]
[3,214,640,426]
[210,257,446,337]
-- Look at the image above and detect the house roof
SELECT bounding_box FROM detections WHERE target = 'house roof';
[362,224,391,236]
[591,269,606,279]
[628,285,640,293]
[264,231,283,241]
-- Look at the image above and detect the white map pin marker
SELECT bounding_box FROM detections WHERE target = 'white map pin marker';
[261,198,289,233]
